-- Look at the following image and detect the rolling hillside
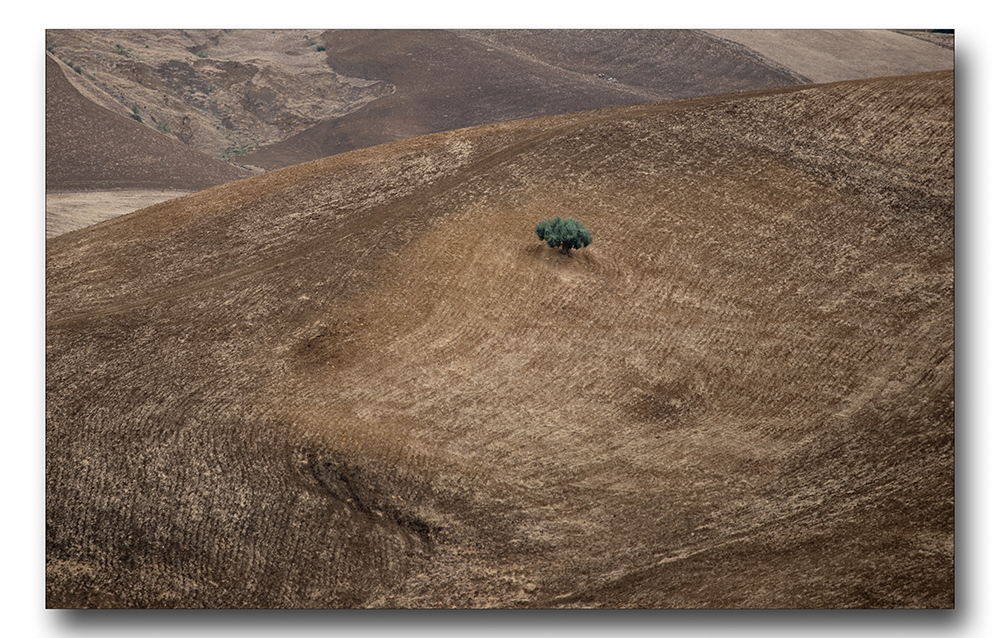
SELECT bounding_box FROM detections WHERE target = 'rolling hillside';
[44,29,954,179]
[43,29,953,239]
[45,52,252,192]
[243,29,810,169]
[45,70,954,608]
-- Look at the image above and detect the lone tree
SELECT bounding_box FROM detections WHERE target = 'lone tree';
[535,216,593,255]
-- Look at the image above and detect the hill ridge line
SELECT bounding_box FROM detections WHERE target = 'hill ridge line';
[697,30,814,84]
[47,117,593,327]
[47,71,950,329]
[453,30,671,104]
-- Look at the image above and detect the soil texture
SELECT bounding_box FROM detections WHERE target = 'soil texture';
[46,70,954,608]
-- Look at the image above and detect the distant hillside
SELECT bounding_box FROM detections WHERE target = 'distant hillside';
[45,52,251,191]
[46,71,953,608]
[44,29,953,191]
[44,29,392,172]
[705,29,954,83]
[243,29,809,169]
[46,29,811,180]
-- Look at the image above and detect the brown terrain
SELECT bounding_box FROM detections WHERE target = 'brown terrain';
[46,40,954,610]
[704,29,955,83]
[44,29,953,237]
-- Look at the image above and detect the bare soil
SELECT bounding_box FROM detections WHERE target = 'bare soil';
[45,29,390,163]
[45,52,251,192]
[44,29,954,238]
[46,190,191,238]
[45,71,954,608]
[704,29,953,84]
[245,29,808,169]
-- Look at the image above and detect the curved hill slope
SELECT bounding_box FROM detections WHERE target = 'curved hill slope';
[45,52,251,192]
[46,71,954,608]
[44,29,952,239]
[243,29,808,169]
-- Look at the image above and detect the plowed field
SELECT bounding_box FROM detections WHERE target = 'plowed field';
[46,71,954,608]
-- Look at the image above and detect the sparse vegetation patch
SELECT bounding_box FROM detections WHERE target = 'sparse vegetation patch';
[535,216,592,255]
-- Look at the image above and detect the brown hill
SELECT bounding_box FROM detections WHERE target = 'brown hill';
[45,52,251,191]
[44,29,393,169]
[45,71,954,608]
[43,29,953,240]
[705,29,955,83]
[44,29,810,178]
[243,29,810,169]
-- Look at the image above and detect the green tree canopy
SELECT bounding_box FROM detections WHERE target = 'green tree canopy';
[534,216,593,255]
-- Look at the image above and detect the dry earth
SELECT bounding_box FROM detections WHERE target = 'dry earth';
[44,29,953,240]
[45,53,252,193]
[45,29,389,163]
[45,70,954,608]
[703,30,954,83]
[244,29,807,169]
[46,190,191,239]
